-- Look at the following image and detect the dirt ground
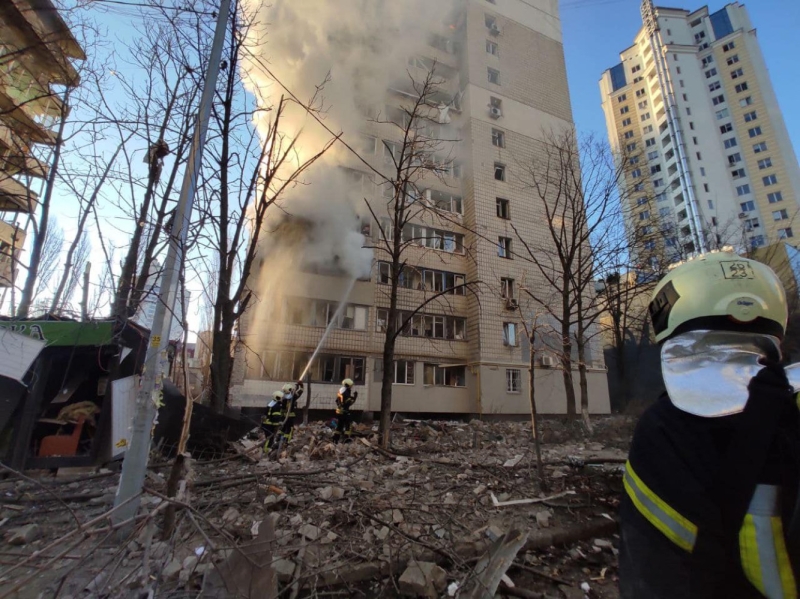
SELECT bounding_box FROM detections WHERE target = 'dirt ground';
[0,415,636,599]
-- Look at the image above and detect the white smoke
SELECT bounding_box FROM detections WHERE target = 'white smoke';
[239,0,457,284]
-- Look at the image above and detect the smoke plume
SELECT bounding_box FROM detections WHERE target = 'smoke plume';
[239,0,456,331]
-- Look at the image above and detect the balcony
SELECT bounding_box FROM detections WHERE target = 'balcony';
[0,220,25,288]
[0,174,38,212]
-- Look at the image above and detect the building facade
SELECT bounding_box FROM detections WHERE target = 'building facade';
[232,0,610,417]
[599,1,800,263]
[0,0,84,287]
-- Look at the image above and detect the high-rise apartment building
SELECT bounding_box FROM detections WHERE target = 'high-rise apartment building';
[0,0,84,287]
[232,0,610,417]
[600,1,800,261]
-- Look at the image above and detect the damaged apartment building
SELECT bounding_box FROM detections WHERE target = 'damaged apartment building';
[232,0,611,417]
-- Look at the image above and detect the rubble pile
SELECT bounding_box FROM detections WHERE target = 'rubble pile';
[0,416,633,599]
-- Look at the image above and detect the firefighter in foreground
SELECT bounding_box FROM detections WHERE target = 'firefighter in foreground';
[620,250,800,598]
[261,390,284,452]
[279,381,303,448]
[333,378,357,443]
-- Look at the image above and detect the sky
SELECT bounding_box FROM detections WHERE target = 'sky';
[560,0,800,154]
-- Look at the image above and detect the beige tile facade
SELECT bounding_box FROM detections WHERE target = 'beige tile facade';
[232,0,611,417]
[600,2,800,260]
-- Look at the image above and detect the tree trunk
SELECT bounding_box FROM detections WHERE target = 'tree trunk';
[16,107,68,318]
[528,331,544,487]
[560,327,577,419]
[209,324,233,413]
[576,337,593,435]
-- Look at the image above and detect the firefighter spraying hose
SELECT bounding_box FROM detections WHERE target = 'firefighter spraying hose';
[620,249,800,598]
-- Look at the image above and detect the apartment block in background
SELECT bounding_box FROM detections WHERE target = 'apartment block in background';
[233,0,610,417]
[0,0,84,286]
[600,1,800,262]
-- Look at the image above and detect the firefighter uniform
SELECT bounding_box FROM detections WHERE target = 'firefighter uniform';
[261,391,285,452]
[620,250,800,598]
[278,382,303,447]
[333,378,357,444]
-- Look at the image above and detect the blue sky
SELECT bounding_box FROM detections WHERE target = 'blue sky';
[561,0,800,155]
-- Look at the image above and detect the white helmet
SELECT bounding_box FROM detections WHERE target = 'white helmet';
[272,390,283,400]
[282,383,294,393]
[342,378,354,387]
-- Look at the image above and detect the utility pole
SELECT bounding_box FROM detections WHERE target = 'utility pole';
[113,0,232,526]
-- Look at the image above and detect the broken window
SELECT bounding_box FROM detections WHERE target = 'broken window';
[424,364,466,387]
[394,360,415,385]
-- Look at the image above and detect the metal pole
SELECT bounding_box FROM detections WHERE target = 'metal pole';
[113,0,232,525]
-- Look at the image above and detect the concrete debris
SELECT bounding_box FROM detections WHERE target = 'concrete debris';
[0,416,632,599]
[536,510,553,529]
[7,523,39,545]
[399,561,447,599]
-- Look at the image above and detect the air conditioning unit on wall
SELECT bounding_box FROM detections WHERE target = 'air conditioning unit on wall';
[540,355,556,368]
[489,106,502,119]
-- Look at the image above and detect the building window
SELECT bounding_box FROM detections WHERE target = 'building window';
[744,218,759,232]
[748,127,763,138]
[701,55,714,67]
[779,228,794,240]
[622,117,632,126]
[494,163,506,181]
[731,168,746,179]
[750,235,765,248]
[639,210,651,220]
[727,54,740,66]
[773,209,789,221]
[730,68,744,79]
[501,277,515,299]
[424,364,466,387]
[498,236,512,258]
[641,225,653,235]
[637,197,648,206]
[630,156,640,165]
[724,138,738,149]
[645,138,656,147]
[502,323,518,347]
[650,165,661,175]
[638,100,648,109]
[643,125,653,134]
[696,152,702,160]
[763,174,778,186]
[494,198,510,220]
[728,153,742,165]
[487,67,500,85]
[618,94,628,102]
[620,106,629,115]
[631,168,642,178]
[700,167,706,176]
[659,206,671,218]
[716,109,730,120]
[653,179,664,188]
[735,83,749,93]
[709,81,721,92]
[626,142,637,153]
[753,142,768,153]
[720,123,732,134]
[712,95,725,106]
[636,88,645,97]
[486,40,499,55]
[485,14,497,28]
[758,158,773,170]
[705,68,718,79]
[641,112,651,122]
[647,150,659,161]
[740,96,754,107]
[768,192,783,204]
[506,369,521,393]
[491,128,505,147]
[723,41,736,52]
[744,111,758,123]
[704,184,710,192]
[623,131,634,140]
[305,354,365,385]
[736,184,751,196]
[393,360,415,385]
[740,201,756,212]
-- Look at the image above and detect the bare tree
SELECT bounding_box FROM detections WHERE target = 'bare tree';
[31,219,64,307]
[192,3,336,414]
[365,68,477,448]
[512,130,649,427]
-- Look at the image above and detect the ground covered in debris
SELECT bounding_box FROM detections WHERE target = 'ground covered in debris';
[0,416,635,599]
